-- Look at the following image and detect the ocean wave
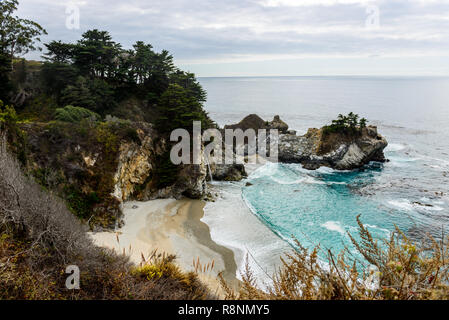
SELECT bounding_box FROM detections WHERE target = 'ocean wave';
[417,155,449,168]
[388,155,419,163]
[385,143,407,152]
[271,175,347,186]
[388,199,445,212]
[321,221,345,234]
[249,163,347,185]
[388,199,415,211]
[364,224,391,235]
[249,162,280,179]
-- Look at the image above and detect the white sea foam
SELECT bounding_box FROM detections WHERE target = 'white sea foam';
[388,199,445,212]
[249,162,279,179]
[364,224,391,235]
[385,143,407,152]
[315,166,346,174]
[321,221,345,234]
[388,199,414,211]
[270,175,347,186]
[202,182,291,287]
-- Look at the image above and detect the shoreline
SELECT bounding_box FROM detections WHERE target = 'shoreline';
[203,180,292,287]
[90,159,291,293]
[90,199,240,294]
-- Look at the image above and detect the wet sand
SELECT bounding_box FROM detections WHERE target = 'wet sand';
[90,198,239,294]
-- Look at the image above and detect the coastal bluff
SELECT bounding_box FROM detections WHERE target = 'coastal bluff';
[225,114,388,170]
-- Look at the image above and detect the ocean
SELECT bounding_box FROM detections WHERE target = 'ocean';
[198,76,449,276]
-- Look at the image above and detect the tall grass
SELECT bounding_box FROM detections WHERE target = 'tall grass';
[220,216,449,300]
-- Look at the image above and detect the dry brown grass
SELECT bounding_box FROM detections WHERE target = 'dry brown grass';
[0,132,214,300]
[220,216,449,300]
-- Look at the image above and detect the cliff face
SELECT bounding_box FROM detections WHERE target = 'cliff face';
[20,121,218,229]
[278,125,388,170]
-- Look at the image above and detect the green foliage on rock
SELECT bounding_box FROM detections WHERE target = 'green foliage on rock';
[54,105,100,123]
[64,186,100,219]
[60,76,116,113]
[0,54,12,102]
[3,1,214,229]
[41,28,212,125]
[323,112,368,135]
[40,62,78,96]
[0,99,18,127]
[0,100,27,164]
[154,151,180,189]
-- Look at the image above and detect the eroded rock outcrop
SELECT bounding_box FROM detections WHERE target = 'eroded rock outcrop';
[278,125,388,170]
[20,121,222,228]
[224,114,388,170]
[112,126,165,202]
[224,114,288,133]
[269,115,289,133]
[210,163,247,181]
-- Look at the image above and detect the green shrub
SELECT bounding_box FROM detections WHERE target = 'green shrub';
[54,105,99,123]
[1,101,27,165]
[154,151,180,189]
[64,186,100,219]
[0,100,18,127]
[323,112,368,135]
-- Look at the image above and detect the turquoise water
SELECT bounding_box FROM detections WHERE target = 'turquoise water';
[200,76,449,259]
[242,162,407,260]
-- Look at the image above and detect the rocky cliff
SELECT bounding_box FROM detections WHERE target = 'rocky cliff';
[225,114,388,171]
[20,120,242,229]
[278,125,388,170]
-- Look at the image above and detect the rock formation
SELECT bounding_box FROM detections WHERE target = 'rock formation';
[211,163,247,181]
[278,126,388,170]
[20,120,246,228]
[223,114,289,133]
[269,115,289,133]
[225,114,388,171]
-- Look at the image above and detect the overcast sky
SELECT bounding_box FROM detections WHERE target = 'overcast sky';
[17,0,449,77]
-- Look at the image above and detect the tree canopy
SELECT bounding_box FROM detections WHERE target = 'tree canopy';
[0,0,47,59]
[323,112,368,135]
[41,29,212,130]
[0,0,46,102]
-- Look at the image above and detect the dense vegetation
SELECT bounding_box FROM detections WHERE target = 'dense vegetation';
[39,30,213,131]
[0,0,46,103]
[0,0,217,224]
[323,112,367,135]
[0,136,212,299]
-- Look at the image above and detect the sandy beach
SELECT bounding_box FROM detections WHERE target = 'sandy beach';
[90,198,240,294]
[91,156,291,294]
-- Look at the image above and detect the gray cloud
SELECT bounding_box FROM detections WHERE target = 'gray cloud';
[17,0,449,75]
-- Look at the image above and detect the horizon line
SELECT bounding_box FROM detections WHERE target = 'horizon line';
[197,74,449,78]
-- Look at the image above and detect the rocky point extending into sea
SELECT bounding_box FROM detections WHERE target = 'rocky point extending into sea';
[224,113,388,171]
